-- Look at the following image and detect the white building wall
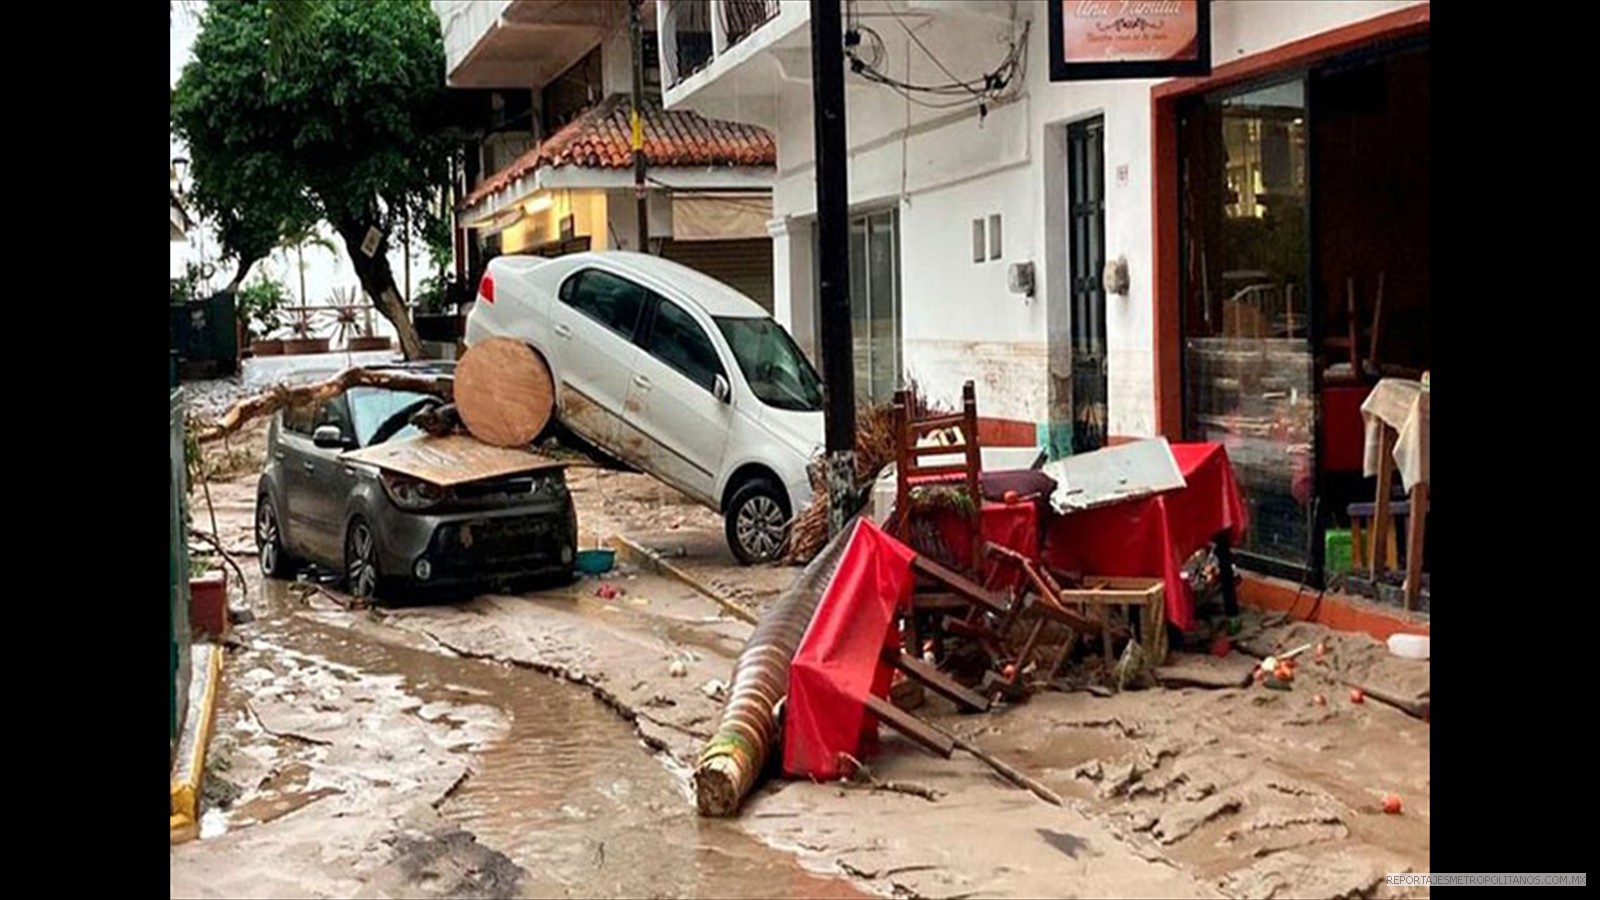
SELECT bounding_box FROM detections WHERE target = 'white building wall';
[721,0,1427,438]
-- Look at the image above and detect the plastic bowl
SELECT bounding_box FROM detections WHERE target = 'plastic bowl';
[574,548,616,575]
[1387,633,1430,660]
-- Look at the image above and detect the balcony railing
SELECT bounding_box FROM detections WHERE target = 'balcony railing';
[661,0,714,89]
[721,0,780,49]
[661,0,783,89]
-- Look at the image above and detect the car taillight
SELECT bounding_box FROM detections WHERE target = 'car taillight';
[380,471,447,511]
[479,271,495,304]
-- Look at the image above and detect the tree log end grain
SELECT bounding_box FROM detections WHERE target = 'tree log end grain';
[454,338,554,448]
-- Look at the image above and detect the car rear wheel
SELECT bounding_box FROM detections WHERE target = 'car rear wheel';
[345,517,382,600]
[256,495,297,579]
[726,478,790,565]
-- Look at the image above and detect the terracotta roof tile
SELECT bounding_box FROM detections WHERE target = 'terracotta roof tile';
[464,96,775,208]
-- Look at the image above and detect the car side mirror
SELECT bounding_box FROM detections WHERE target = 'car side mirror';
[713,374,732,404]
[313,424,351,449]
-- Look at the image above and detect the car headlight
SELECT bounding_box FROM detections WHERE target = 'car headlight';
[380,471,447,511]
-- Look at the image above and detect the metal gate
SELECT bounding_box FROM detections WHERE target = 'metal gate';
[1068,117,1108,454]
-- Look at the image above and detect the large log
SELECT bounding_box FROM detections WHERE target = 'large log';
[195,368,453,444]
[694,519,856,817]
[453,338,554,448]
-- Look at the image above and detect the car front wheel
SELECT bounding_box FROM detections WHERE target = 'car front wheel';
[726,478,791,565]
[256,495,296,579]
[345,517,383,600]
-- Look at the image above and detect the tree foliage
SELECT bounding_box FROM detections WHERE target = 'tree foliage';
[171,0,455,358]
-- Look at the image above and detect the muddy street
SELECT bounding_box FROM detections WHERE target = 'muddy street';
[172,436,866,898]
[174,420,1429,900]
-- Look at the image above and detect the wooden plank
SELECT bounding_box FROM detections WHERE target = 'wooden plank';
[905,463,973,480]
[912,555,1010,615]
[864,694,955,758]
[910,591,974,612]
[884,650,990,712]
[342,434,568,486]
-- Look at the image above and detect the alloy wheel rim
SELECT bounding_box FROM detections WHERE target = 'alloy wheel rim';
[347,522,377,597]
[257,503,278,575]
[737,495,786,561]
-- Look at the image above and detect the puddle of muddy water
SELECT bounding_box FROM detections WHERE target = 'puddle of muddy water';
[235,580,867,900]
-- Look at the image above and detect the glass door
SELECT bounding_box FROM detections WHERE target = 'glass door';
[822,208,902,404]
[1179,78,1316,576]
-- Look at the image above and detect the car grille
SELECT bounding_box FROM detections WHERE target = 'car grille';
[427,512,573,577]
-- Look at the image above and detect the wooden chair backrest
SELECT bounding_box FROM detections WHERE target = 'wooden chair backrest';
[891,381,983,568]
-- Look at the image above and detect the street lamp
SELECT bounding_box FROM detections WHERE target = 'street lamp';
[171,156,189,193]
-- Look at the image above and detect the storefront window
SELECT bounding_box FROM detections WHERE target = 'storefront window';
[821,209,902,404]
[1180,78,1315,573]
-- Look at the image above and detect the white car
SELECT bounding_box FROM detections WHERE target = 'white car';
[465,251,825,564]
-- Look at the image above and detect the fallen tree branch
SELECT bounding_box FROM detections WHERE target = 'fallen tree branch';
[196,368,453,444]
[910,724,1064,807]
[189,528,249,599]
[838,752,943,802]
[291,581,367,611]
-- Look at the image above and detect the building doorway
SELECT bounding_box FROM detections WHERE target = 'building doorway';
[1175,36,1429,582]
[1067,117,1108,454]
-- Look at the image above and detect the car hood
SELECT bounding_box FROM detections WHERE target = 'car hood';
[758,405,825,458]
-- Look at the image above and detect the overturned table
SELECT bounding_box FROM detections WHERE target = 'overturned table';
[1361,378,1430,610]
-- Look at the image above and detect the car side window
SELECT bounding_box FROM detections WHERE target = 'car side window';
[283,401,316,436]
[644,296,725,393]
[313,397,354,440]
[562,269,646,340]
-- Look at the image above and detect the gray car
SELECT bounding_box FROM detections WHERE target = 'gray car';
[254,361,577,599]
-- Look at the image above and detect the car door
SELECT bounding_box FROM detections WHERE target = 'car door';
[275,401,322,559]
[619,292,735,502]
[297,395,358,562]
[545,268,647,452]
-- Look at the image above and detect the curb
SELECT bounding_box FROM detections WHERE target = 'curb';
[170,642,223,844]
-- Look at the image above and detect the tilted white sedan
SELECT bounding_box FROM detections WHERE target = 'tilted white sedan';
[465,251,825,564]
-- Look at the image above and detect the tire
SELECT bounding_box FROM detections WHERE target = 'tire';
[344,517,383,600]
[725,478,791,565]
[256,494,297,579]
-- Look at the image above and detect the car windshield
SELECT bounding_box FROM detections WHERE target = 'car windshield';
[348,387,432,446]
[713,317,824,412]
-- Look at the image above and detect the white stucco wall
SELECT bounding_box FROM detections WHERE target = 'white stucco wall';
[702,0,1428,435]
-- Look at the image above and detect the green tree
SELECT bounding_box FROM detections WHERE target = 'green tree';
[171,0,454,359]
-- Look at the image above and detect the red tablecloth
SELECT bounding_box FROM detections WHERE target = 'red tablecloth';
[1039,443,1247,631]
[784,519,918,780]
[930,499,1040,573]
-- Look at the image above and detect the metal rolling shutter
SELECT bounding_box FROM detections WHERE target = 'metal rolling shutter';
[660,238,774,313]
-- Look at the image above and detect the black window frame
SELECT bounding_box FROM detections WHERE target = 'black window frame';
[557,268,648,342]
[636,292,727,396]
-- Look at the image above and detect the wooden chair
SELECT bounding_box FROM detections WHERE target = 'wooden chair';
[1347,500,1400,572]
[1325,272,1386,380]
[887,380,983,572]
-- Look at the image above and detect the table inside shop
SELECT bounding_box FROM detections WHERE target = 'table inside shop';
[1361,378,1430,610]
[923,442,1248,633]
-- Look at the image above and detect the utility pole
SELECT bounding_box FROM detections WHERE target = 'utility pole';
[810,0,856,537]
[630,0,649,253]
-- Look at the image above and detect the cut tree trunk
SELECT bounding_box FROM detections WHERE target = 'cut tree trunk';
[336,220,423,360]
[195,367,452,444]
[453,337,553,448]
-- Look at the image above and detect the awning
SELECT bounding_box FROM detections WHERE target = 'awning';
[670,194,773,241]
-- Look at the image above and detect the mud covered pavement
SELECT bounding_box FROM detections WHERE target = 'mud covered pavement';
[173,421,1428,899]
